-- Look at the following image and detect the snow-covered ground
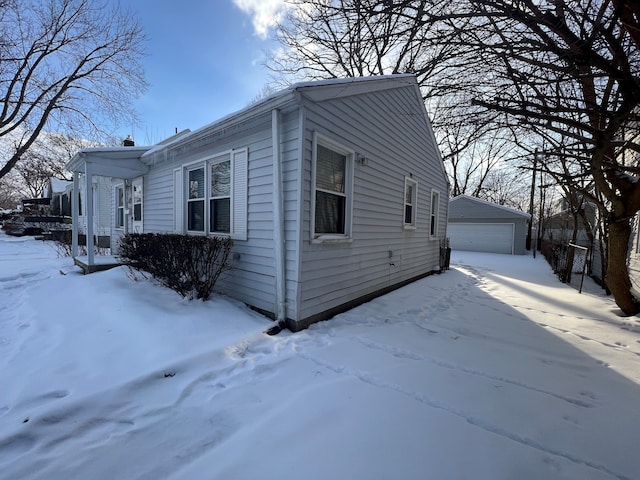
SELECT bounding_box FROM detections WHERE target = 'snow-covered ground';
[1,230,639,480]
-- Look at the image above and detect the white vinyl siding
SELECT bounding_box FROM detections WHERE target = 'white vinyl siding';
[136,78,449,327]
[144,119,275,316]
[298,84,449,322]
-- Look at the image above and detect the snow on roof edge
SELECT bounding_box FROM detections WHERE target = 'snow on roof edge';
[142,74,418,159]
[450,194,531,218]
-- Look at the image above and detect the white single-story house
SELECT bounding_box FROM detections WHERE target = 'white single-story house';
[66,74,450,331]
[448,195,530,255]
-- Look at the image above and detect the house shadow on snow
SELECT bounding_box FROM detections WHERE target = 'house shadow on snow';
[322,259,640,479]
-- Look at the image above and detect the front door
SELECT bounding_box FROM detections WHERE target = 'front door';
[132,177,143,233]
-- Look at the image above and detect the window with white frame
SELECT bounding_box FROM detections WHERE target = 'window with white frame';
[180,150,246,237]
[187,166,205,232]
[430,190,440,237]
[313,136,353,239]
[209,155,231,233]
[404,177,418,228]
[132,181,143,222]
[115,185,125,228]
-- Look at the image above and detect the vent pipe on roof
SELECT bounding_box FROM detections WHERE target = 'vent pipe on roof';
[123,135,135,147]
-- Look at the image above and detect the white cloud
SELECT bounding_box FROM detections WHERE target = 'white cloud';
[233,0,288,38]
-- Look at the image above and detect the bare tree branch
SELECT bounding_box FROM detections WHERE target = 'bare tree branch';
[0,0,148,180]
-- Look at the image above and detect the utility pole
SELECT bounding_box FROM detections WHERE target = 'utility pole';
[526,149,538,251]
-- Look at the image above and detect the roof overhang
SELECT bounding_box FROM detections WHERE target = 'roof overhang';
[66,147,152,179]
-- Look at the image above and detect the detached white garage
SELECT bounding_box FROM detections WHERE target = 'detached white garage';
[448,195,530,255]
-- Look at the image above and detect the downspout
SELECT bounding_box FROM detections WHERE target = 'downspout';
[272,108,287,327]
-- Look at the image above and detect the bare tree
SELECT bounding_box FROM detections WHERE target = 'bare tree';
[0,0,147,181]
[480,167,531,211]
[13,133,97,198]
[0,174,21,210]
[268,0,510,195]
[270,0,640,312]
[447,0,640,313]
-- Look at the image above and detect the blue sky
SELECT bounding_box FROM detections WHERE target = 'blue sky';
[114,0,283,145]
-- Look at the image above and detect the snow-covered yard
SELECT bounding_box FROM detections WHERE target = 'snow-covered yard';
[1,231,639,480]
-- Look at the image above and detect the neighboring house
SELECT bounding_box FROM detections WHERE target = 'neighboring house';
[542,198,604,284]
[543,198,598,246]
[66,75,450,331]
[43,177,72,216]
[448,195,530,255]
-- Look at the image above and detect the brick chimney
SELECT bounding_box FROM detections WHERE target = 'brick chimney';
[123,135,135,147]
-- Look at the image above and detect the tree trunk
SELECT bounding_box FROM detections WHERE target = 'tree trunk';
[606,219,639,315]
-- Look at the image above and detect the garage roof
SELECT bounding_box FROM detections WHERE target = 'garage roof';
[449,195,530,220]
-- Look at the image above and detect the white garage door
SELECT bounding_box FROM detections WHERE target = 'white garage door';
[448,223,514,254]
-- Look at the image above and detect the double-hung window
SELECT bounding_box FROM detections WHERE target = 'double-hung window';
[404,177,418,228]
[210,155,231,233]
[312,134,353,240]
[179,149,247,238]
[115,185,125,228]
[133,181,143,223]
[430,190,440,237]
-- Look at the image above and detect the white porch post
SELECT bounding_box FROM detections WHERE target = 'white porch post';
[72,171,79,258]
[85,162,95,266]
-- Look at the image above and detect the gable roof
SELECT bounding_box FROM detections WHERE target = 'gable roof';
[449,194,530,219]
[66,146,151,179]
[47,178,72,195]
[66,75,440,180]
[141,74,424,163]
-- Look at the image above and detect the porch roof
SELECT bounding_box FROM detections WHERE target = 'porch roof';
[66,147,152,179]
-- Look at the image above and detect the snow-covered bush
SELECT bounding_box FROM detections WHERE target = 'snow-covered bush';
[118,233,233,300]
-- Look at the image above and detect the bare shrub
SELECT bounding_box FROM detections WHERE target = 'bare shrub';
[118,233,233,300]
